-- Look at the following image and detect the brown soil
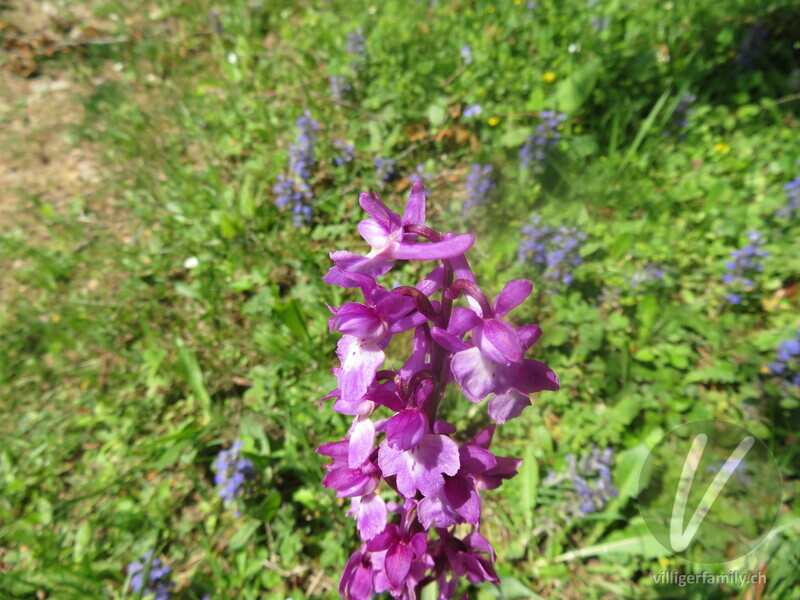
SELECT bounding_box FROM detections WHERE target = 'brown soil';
[0,0,126,306]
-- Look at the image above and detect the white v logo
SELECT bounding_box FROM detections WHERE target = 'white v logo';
[669,433,754,552]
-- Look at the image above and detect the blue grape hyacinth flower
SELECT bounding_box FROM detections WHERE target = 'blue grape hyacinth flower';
[274,111,320,226]
[520,111,566,174]
[213,440,254,504]
[721,231,769,304]
[518,216,586,287]
[463,163,495,216]
[127,551,174,600]
[769,333,800,388]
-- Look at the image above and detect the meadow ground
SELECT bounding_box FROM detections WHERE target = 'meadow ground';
[1,0,799,599]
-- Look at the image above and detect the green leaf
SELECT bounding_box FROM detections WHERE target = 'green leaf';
[175,337,212,423]
[636,294,659,344]
[229,518,261,551]
[496,576,546,599]
[499,127,531,148]
[606,395,641,428]
[219,212,241,239]
[239,174,256,219]
[240,414,270,455]
[520,446,539,530]
[277,299,309,340]
[612,444,650,504]
[426,103,447,128]
[548,57,601,113]
[683,363,737,384]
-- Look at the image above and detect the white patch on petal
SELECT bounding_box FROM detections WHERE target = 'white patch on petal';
[349,417,376,468]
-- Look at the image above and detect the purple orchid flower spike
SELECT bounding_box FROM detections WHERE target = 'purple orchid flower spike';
[318,177,559,598]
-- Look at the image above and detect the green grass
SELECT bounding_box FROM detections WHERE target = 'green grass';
[1,0,799,598]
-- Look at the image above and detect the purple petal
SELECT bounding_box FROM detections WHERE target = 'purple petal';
[317,439,348,461]
[336,335,385,404]
[340,551,374,600]
[471,425,495,449]
[324,251,393,287]
[451,347,503,402]
[493,279,533,317]
[359,191,401,231]
[375,292,413,322]
[477,319,523,365]
[334,304,387,340]
[448,307,482,338]
[385,409,428,451]
[409,532,427,558]
[437,574,458,600]
[349,418,376,467]
[402,179,427,227]
[447,247,482,315]
[339,551,362,598]
[333,395,375,416]
[355,493,388,541]
[463,554,498,584]
[390,234,474,260]
[416,264,444,297]
[323,465,379,497]
[418,494,458,529]
[366,523,399,552]
[447,242,476,283]
[444,476,481,525]
[464,532,496,560]
[388,307,430,334]
[512,359,560,393]
[364,385,405,412]
[378,435,460,498]
[517,324,543,350]
[488,389,531,424]
[431,325,471,353]
[399,326,432,382]
[384,543,413,589]
[358,218,392,248]
[477,456,523,491]
[459,443,497,474]
[434,420,457,435]
[318,386,339,408]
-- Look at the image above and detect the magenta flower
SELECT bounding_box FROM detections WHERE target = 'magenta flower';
[318,178,559,598]
[378,433,460,498]
[368,516,432,596]
[324,181,475,287]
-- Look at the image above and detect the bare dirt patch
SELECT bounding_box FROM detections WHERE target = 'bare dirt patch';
[0,1,129,306]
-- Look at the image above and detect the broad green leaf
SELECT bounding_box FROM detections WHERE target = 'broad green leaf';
[548,57,601,113]
[426,103,447,128]
[229,518,261,551]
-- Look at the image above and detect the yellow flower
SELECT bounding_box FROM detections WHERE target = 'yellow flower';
[543,72,556,83]
[51,315,61,323]
[714,142,731,154]
[487,117,500,126]
[488,6,495,13]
